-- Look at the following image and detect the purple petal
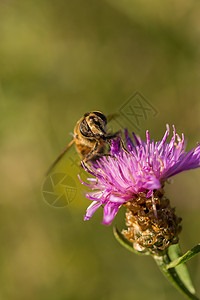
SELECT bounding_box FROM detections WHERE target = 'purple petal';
[161,145,200,180]
[146,190,153,198]
[109,194,127,204]
[125,129,134,151]
[102,202,122,225]
[84,201,102,221]
[79,125,200,225]
[143,176,161,190]
[111,138,120,155]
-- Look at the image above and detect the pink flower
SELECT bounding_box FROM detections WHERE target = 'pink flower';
[79,125,200,225]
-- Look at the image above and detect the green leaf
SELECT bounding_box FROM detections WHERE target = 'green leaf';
[113,228,200,299]
[154,253,199,300]
[167,244,196,295]
[167,244,200,269]
[113,226,149,255]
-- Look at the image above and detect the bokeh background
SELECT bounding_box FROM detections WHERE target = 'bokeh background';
[0,0,200,299]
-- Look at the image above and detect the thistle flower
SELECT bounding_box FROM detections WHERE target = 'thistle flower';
[79,125,200,253]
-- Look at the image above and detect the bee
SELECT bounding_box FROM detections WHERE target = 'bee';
[46,111,128,175]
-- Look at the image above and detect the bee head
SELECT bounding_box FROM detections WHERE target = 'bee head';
[81,111,107,138]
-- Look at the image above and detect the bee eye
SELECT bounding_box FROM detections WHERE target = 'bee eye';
[80,119,93,137]
[92,112,107,125]
[89,117,94,121]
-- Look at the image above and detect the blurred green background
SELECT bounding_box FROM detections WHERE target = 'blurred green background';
[0,0,200,299]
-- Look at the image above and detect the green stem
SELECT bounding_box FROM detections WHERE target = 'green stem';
[154,253,199,300]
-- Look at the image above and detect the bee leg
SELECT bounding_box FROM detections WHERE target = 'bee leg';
[106,130,132,156]
[81,141,100,172]
[105,130,121,140]
[89,152,119,162]
[85,140,99,162]
[118,136,132,156]
[98,153,118,161]
[108,133,131,156]
[113,130,132,156]
[81,160,94,172]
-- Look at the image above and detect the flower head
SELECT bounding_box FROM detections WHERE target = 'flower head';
[79,125,200,226]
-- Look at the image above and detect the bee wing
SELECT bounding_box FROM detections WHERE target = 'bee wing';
[106,112,124,137]
[46,139,75,176]
[106,113,120,123]
[43,139,90,207]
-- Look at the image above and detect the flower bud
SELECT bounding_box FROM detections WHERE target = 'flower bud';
[122,189,182,255]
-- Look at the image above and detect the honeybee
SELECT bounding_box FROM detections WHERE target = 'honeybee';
[46,111,127,175]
